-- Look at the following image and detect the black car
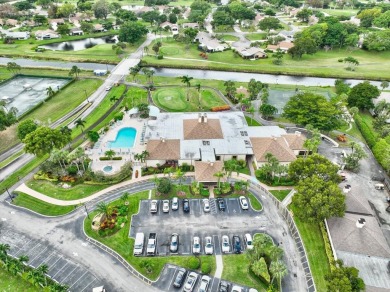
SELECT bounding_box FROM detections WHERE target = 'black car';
[173,268,187,288]
[232,235,241,254]
[219,280,230,292]
[170,233,179,253]
[217,198,225,211]
[183,199,190,213]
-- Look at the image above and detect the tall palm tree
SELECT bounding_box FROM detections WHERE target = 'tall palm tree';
[96,201,111,219]
[18,255,29,266]
[49,283,69,292]
[247,106,255,125]
[129,66,140,81]
[213,171,224,189]
[110,95,119,103]
[74,118,86,133]
[75,147,86,172]
[46,86,55,97]
[164,166,173,181]
[195,83,201,108]
[236,92,246,110]
[37,264,49,287]
[270,260,288,286]
[9,259,22,276]
[0,243,10,263]
[181,75,193,101]
[174,169,185,190]
[105,149,116,160]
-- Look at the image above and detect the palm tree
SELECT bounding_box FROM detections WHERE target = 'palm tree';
[0,100,7,112]
[18,255,29,266]
[49,283,69,292]
[9,259,22,276]
[164,166,173,181]
[195,83,201,108]
[141,150,149,165]
[236,92,246,110]
[46,86,55,97]
[74,118,86,133]
[68,65,81,79]
[110,95,119,103]
[129,66,140,81]
[0,243,10,263]
[181,75,193,101]
[213,171,224,189]
[105,149,116,160]
[37,264,49,286]
[120,192,129,204]
[174,168,185,190]
[269,245,283,261]
[96,201,111,219]
[247,106,255,125]
[270,260,288,286]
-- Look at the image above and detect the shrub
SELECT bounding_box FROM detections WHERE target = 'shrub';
[157,54,163,59]
[188,257,200,270]
[67,165,78,175]
[157,177,172,194]
[338,59,343,62]
[320,222,336,271]
[114,112,124,121]
[354,114,377,148]
[99,156,122,161]
[251,257,270,284]
[201,262,211,274]
[211,105,231,112]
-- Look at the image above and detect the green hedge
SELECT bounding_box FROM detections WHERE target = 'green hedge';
[99,156,123,161]
[354,114,377,148]
[320,222,336,271]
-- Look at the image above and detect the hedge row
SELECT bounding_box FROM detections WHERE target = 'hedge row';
[354,114,377,148]
[320,222,336,271]
[99,156,122,161]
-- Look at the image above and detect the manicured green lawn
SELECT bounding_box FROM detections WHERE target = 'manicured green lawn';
[0,150,23,169]
[13,192,77,216]
[152,87,225,112]
[124,87,148,108]
[245,33,267,41]
[248,193,262,211]
[245,116,261,126]
[222,254,267,291]
[218,34,240,42]
[291,210,329,292]
[144,39,390,80]
[26,180,109,200]
[84,191,215,280]
[269,190,291,201]
[337,120,364,142]
[0,268,38,292]
[320,8,358,17]
[0,32,143,63]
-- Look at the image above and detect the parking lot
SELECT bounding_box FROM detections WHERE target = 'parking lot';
[0,228,104,292]
[130,197,268,256]
[154,264,252,292]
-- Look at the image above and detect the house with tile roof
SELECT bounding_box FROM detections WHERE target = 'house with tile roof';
[144,112,306,182]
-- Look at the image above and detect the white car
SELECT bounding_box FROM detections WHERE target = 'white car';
[172,197,179,210]
[239,196,249,210]
[203,199,210,212]
[150,200,158,213]
[192,236,201,254]
[162,200,170,213]
[198,275,211,292]
[204,236,213,255]
[183,272,198,292]
[244,233,253,250]
[105,85,112,91]
[221,235,230,253]
[232,285,243,292]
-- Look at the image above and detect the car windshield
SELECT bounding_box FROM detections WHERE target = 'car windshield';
[247,241,252,245]
[194,243,200,248]
[172,241,177,246]
[223,242,229,246]
[206,243,211,247]
[147,244,154,248]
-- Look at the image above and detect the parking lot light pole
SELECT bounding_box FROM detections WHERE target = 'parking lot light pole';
[3,187,13,202]
[84,89,90,103]
[84,204,90,219]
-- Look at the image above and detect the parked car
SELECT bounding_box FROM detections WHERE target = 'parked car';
[163,200,170,213]
[203,199,210,212]
[172,197,179,210]
[218,280,230,292]
[204,236,213,255]
[217,197,225,211]
[183,272,198,292]
[239,196,249,210]
[170,233,179,253]
[173,268,187,288]
[232,235,241,254]
[244,234,253,250]
[221,235,230,253]
[150,200,158,213]
[105,85,112,91]
[183,199,190,213]
[198,275,211,292]
[231,285,243,292]
[192,236,201,254]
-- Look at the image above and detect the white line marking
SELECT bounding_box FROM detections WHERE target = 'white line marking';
[52,262,68,278]
[47,255,63,269]
[69,270,89,288]
[29,246,48,263]
[61,265,79,283]
[168,267,178,288]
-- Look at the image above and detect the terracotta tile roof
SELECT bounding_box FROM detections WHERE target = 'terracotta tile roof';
[250,137,296,162]
[282,133,305,150]
[236,86,250,97]
[183,119,223,140]
[194,161,224,182]
[146,139,180,160]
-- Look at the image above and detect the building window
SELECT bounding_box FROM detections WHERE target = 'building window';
[202,140,210,146]
[232,156,237,160]
[240,131,248,136]
[216,156,221,161]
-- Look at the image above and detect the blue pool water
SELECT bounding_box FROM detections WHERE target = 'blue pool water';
[108,127,137,148]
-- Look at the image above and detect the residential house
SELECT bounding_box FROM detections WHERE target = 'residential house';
[236,86,250,98]
[194,32,229,52]
[135,6,154,15]
[6,19,18,26]
[234,46,267,59]
[160,21,178,34]
[267,41,294,52]
[93,24,105,32]
[182,22,199,29]
[35,29,60,40]
[0,19,4,26]
[253,13,264,26]
[194,161,224,184]
[22,20,37,27]
[69,27,83,36]
[49,18,65,31]
[0,29,30,40]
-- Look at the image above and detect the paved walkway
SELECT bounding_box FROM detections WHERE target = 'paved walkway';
[214,255,223,279]
[15,172,292,206]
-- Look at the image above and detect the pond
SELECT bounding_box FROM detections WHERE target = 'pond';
[0,76,70,117]
[39,36,118,51]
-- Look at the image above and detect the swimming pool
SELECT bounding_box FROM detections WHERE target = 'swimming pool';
[108,127,137,148]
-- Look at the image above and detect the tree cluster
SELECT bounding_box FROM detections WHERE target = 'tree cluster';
[118,21,148,44]
[325,260,365,292]
[290,154,345,223]
[188,0,211,23]
[347,81,380,110]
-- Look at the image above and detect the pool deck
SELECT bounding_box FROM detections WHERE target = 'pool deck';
[89,114,147,174]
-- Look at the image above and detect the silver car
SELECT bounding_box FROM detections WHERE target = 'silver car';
[172,197,179,210]
[183,272,198,292]
[198,275,211,292]
[150,200,158,213]
[193,236,201,254]
[203,199,210,212]
[204,236,214,255]
[221,235,230,253]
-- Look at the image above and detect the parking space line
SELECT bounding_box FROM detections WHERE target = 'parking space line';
[13,238,33,256]
[47,255,62,269]
[209,277,215,291]
[61,265,79,283]
[225,199,229,213]
[69,270,89,288]
[52,262,68,278]
[39,251,57,265]
[80,278,98,292]
[168,267,178,289]
[29,246,48,263]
